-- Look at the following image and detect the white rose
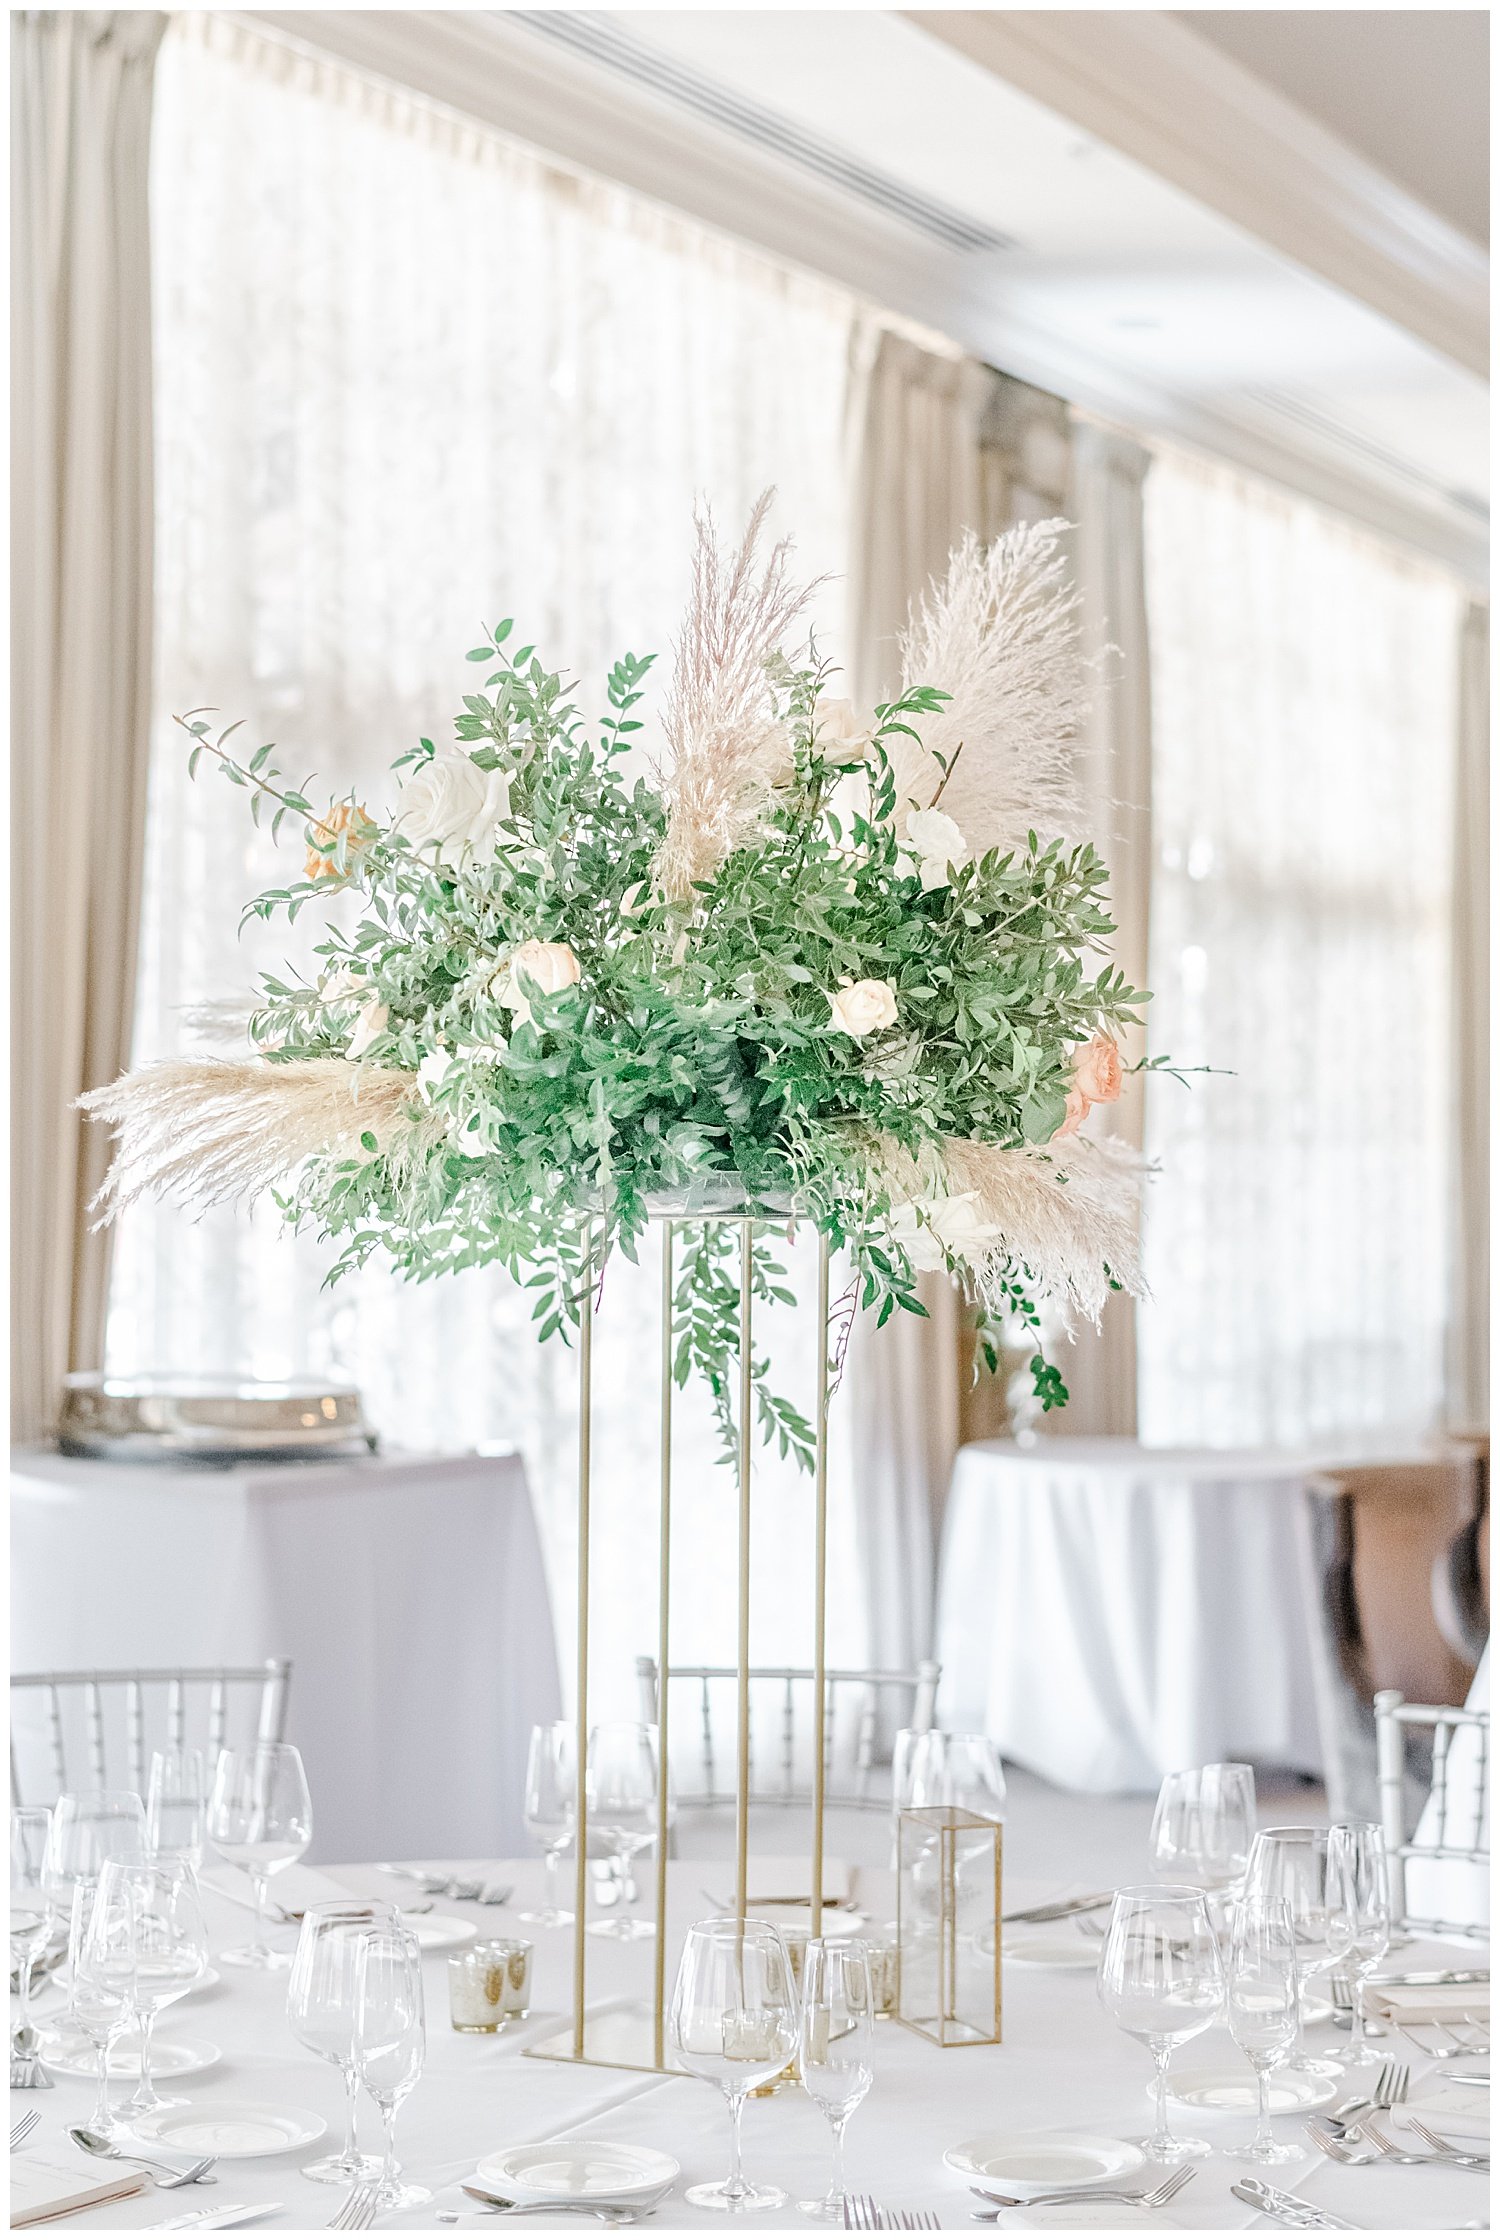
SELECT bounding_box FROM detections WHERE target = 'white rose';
[346,999,388,1061]
[319,966,364,1005]
[886,1190,1000,1272]
[393,746,510,866]
[827,977,898,1038]
[495,938,582,1025]
[416,1047,453,1102]
[901,806,969,892]
[811,697,875,768]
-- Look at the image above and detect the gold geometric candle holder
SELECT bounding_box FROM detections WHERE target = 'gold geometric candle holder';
[895,1804,1003,2047]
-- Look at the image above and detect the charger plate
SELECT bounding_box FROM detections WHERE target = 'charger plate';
[475,2142,679,2203]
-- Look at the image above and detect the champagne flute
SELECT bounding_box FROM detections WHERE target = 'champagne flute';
[1327,1822,1391,2071]
[352,1926,430,2210]
[11,1807,55,2057]
[288,1900,400,2182]
[147,1748,207,1869]
[1222,1896,1301,2164]
[1244,1828,1349,2078]
[1097,1885,1224,2162]
[67,1879,132,2141]
[207,1743,312,1969]
[797,1938,875,2222]
[670,1918,799,2212]
[519,1722,576,1928]
[90,1857,208,2116]
[586,1723,666,1942]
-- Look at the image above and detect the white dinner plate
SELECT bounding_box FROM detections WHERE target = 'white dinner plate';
[41,2031,220,2080]
[131,2101,327,2159]
[1164,2065,1336,2113]
[945,2134,1144,2195]
[475,2142,680,2204]
[404,1912,476,1952]
[986,1925,1100,1971]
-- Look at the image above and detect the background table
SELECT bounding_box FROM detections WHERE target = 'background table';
[16,1855,1486,2231]
[10,1447,561,1860]
[934,1439,1346,1792]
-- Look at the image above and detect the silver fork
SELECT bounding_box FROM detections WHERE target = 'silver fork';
[971,2168,1194,2214]
[328,2185,379,2231]
[844,2198,888,2231]
[1363,2116,1489,2170]
[1407,2117,1491,2165]
[10,2107,40,2151]
[894,2217,940,2232]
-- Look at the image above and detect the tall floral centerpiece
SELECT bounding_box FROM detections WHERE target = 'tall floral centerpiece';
[86,498,1150,1457]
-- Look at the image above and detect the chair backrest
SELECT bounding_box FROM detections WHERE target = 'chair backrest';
[1375,1686,1489,1937]
[635,1656,941,1808]
[10,1662,292,1808]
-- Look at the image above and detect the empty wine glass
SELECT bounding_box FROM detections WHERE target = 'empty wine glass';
[352,1926,430,2211]
[89,1856,208,2116]
[520,1722,576,1928]
[1198,1765,1257,1897]
[1244,1827,1350,2078]
[1149,1770,1203,1883]
[1097,1885,1224,2162]
[946,1734,1007,1822]
[146,1748,207,1869]
[1222,1896,1301,2164]
[207,1743,312,1969]
[892,1729,949,1818]
[1328,1822,1391,2072]
[11,1806,55,2056]
[670,1918,799,2212]
[797,1938,875,2221]
[586,1723,667,1942]
[288,1900,400,2182]
[45,1790,147,1901]
[67,1878,132,2141]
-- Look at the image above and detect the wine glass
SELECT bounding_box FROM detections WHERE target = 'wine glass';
[1328,1822,1391,2072]
[1149,1771,1203,1883]
[11,1806,55,2058]
[1097,1885,1224,2162]
[945,1734,1007,1822]
[147,1748,207,1868]
[797,1937,875,2222]
[45,1790,147,1901]
[1222,1896,1301,2164]
[1244,1828,1350,2078]
[520,1722,576,1928]
[586,1723,667,1942]
[352,1926,430,2210]
[891,1728,950,1866]
[67,1878,132,2141]
[89,1856,208,2116]
[669,1918,799,2212]
[1198,1765,1257,1898]
[288,1900,400,2182]
[207,1742,312,1968]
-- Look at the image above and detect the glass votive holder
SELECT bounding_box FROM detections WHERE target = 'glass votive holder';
[448,1938,533,2033]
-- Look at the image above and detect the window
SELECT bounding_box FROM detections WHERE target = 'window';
[109,14,862,1708]
[1139,445,1463,1446]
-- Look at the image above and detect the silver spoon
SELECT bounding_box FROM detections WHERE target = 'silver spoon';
[68,2126,218,2187]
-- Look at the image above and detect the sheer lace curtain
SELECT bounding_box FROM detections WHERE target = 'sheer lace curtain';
[1138,445,1465,1448]
[107,13,863,1719]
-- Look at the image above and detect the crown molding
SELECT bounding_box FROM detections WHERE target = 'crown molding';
[904,9,1488,380]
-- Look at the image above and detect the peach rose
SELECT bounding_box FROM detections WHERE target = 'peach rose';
[1073,1033,1123,1104]
[494,939,582,1026]
[1053,1084,1090,1139]
[306,799,374,883]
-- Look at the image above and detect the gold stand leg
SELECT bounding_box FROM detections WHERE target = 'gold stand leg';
[572,1227,594,2061]
[653,1222,674,2071]
[736,1219,753,1926]
[811,1233,830,1940]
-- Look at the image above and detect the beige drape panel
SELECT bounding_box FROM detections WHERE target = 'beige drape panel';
[1052,419,1155,1437]
[11,9,165,1440]
[1448,600,1489,1430]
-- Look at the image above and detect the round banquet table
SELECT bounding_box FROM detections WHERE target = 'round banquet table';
[14,1855,1488,2231]
[932,1439,1364,1793]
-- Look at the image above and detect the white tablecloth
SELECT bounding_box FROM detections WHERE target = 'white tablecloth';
[10,1447,561,1861]
[17,1858,1486,2231]
[935,1439,1342,1793]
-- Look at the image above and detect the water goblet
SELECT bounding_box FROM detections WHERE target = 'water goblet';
[1222,1896,1301,2164]
[519,1722,576,1928]
[89,1856,208,2116]
[669,1917,799,2212]
[586,1723,667,1941]
[945,1735,1007,1822]
[797,1937,875,2221]
[288,1899,400,2182]
[147,1748,208,1869]
[1328,1822,1391,2072]
[352,1926,430,2210]
[207,1743,312,1969]
[1244,1827,1350,2078]
[1149,1770,1204,1883]
[1097,1884,1224,2162]
[45,1791,147,1905]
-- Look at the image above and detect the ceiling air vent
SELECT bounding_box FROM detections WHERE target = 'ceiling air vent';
[502,9,1015,257]
[1246,387,1489,523]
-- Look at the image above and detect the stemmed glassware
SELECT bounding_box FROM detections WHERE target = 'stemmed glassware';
[797,1938,875,2222]
[1097,1885,1225,2163]
[1328,1822,1391,2072]
[288,1900,400,2183]
[67,1878,132,2141]
[669,1918,799,2213]
[87,1857,208,2117]
[1222,1896,1301,2164]
[586,1724,668,1942]
[147,1749,208,1869]
[943,1735,1008,1822]
[520,1722,576,1928]
[352,1926,430,2211]
[11,1807,56,2059]
[207,1743,313,1969]
[1244,1828,1351,2078]
[1150,1764,1256,1902]
[45,1791,147,1899]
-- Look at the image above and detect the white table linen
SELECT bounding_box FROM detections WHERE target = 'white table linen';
[19,1859,1487,2231]
[935,1440,1348,1793]
[10,1447,561,1861]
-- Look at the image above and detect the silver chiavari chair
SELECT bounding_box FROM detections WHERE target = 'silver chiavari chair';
[10,1661,292,1807]
[1375,1685,1489,1941]
[635,1655,940,1809]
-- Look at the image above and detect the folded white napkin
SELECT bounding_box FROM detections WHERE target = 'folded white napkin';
[196,1861,360,1917]
[11,2149,148,2228]
[1367,1980,1490,2026]
[1402,2080,1490,2142]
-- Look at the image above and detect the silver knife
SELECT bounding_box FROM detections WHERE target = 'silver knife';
[1231,2179,1360,2229]
[148,2206,284,2231]
[1002,1890,1114,1924]
[1368,1968,1489,1987]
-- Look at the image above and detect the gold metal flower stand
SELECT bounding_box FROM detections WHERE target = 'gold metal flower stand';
[526,1212,832,2074]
